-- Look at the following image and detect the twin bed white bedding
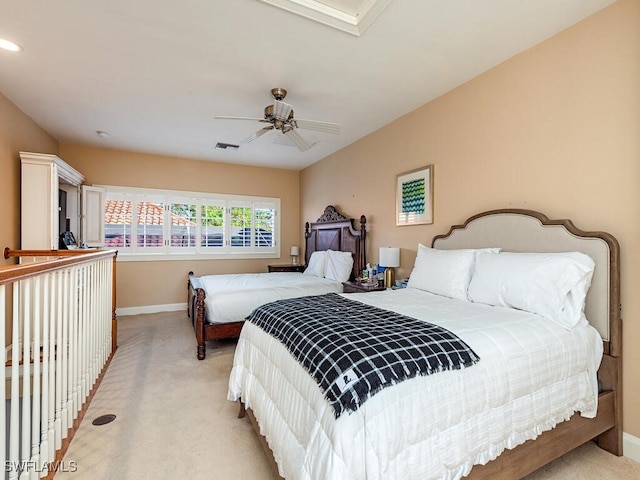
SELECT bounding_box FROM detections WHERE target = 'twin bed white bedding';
[200,272,343,324]
[228,287,603,480]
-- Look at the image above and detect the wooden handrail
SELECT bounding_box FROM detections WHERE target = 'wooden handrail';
[0,248,117,286]
[4,247,104,259]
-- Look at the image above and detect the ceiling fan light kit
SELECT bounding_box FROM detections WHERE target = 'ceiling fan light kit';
[215,87,340,152]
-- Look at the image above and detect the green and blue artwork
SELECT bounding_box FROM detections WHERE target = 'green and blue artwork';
[402,178,425,214]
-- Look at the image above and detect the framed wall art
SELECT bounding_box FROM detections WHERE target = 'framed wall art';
[396,165,434,226]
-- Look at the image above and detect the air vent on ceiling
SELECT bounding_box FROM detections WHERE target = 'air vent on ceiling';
[215,142,240,150]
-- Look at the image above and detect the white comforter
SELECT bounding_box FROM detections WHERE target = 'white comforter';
[200,272,343,324]
[228,288,603,480]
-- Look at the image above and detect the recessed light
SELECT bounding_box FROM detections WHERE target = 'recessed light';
[0,38,23,52]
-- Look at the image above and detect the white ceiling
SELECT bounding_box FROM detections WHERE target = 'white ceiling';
[0,0,615,170]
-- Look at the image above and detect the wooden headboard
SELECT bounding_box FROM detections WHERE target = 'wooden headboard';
[304,205,367,281]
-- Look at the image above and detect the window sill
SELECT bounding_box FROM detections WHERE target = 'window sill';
[114,252,280,262]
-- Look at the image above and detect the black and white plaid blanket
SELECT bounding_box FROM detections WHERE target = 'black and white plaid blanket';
[246,292,480,418]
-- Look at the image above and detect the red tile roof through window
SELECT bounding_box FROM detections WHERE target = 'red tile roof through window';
[104,200,195,226]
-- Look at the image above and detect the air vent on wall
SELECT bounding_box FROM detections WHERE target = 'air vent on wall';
[215,142,240,150]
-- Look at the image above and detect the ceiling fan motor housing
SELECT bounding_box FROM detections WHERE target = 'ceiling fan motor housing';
[264,104,294,124]
[271,88,287,101]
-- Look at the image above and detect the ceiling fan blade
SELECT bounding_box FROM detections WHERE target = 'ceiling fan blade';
[292,118,340,134]
[241,126,274,144]
[214,115,264,122]
[284,128,312,151]
[273,100,293,120]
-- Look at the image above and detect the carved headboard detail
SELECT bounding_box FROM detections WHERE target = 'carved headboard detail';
[316,205,349,223]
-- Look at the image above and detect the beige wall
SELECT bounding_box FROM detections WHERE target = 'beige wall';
[301,0,640,438]
[59,144,300,309]
[0,92,59,264]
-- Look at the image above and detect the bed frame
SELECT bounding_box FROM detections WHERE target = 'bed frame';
[241,208,622,479]
[187,205,367,360]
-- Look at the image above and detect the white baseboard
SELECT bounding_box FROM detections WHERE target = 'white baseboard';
[624,432,640,463]
[116,302,187,317]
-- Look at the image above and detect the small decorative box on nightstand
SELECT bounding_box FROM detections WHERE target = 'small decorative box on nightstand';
[268,264,306,273]
[342,281,386,293]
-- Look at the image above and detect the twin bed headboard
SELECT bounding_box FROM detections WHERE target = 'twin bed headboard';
[304,206,367,281]
[432,209,620,355]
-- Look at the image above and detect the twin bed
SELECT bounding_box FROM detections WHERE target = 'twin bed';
[187,206,367,360]
[224,209,622,479]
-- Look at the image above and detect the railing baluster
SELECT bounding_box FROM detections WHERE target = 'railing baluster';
[79,265,87,402]
[9,280,21,480]
[40,273,51,476]
[30,276,42,480]
[19,279,31,480]
[100,260,108,367]
[70,266,79,421]
[46,274,57,468]
[60,268,69,435]
[54,269,63,451]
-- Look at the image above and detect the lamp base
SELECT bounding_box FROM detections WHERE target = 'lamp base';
[384,267,395,289]
[291,256,298,265]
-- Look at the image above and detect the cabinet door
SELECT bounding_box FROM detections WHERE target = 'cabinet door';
[82,185,105,247]
[21,159,58,250]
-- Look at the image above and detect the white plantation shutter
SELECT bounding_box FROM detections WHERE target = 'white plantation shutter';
[101,186,280,260]
[81,185,106,247]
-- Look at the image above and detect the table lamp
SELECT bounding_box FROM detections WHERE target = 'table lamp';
[290,245,299,265]
[379,247,400,288]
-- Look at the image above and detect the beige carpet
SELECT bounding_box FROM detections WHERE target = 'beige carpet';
[56,311,640,479]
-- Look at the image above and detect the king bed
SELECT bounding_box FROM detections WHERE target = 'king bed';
[187,206,367,360]
[228,209,622,479]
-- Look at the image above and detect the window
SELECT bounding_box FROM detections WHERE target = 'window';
[103,186,280,261]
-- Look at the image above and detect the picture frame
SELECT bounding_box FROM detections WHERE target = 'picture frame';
[396,165,434,226]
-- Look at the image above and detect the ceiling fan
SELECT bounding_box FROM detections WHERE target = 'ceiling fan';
[215,88,340,152]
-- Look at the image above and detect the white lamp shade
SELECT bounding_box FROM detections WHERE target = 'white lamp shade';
[290,246,299,256]
[379,247,400,268]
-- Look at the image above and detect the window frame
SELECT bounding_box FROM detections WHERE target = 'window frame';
[101,185,280,262]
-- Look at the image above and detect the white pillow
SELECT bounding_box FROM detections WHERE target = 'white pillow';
[324,250,354,282]
[468,251,595,329]
[407,245,478,301]
[304,251,327,277]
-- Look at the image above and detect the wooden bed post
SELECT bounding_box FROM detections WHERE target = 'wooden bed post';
[304,221,310,265]
[359,215,367,275]
[195,288,206,360]
[595,231,622,455]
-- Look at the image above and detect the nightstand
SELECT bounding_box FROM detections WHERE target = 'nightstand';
[342,281,386,293]
[268,264,305,273]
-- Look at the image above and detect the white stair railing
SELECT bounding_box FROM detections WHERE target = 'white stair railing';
[1,249,117,480]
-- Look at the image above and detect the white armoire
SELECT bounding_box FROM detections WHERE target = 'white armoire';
[20,151,105,250]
